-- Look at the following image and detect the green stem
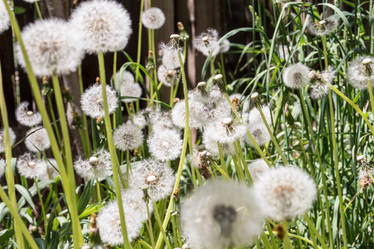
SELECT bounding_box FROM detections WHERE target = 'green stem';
[0,61,25,249]
[327,91,348,249]
[34,2,42,20]
[35,178,47,234]
[367,79,374,114]
[136,0,144,82]
[78,66,91,158]
[3,2,84,246]
[98,51,131,249]
[283,221,294,249]
[154,44,190,249]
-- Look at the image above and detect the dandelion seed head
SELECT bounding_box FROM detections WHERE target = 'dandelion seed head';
[15,101,42,127]
[194,29,220,57]
[142,7,165,30]
[70,0,132,53]
[248,159,269,181]
[113,122,143,151]
[131,111,147,129]
[42,159,59,180]
[219,39,230,53]
[160,42,183,69]
[254,165,317,221]
[347,56,374,89]
[0,128,16,153]
[0,2,10,34]
[17,19,84,76]
[157,65,177,87]
[81,84,118,119]
[74,149,112,180]
[181,180,264,249]
[308,15,339,36]
[17,153,46,179]
[114,71,135,91]
[97,188,149,246]
[25,126,50,152]
[147,128,183,161]
[0,159,5,178]
[148,108,175,130]
[310,83,329,99]
[119,82,142,103]
[282,63,310,89]
[171,99,207,129]
[246,122,270,147]
[122,159,175,201]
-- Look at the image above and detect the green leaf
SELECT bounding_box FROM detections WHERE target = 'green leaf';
[15,184,35,210]
[13,6,26,15]
[77,181,93,215]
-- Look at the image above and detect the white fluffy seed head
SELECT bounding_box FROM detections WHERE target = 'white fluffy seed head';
[147,128,183,161]
[142,7,165,30]
[122,159,175,201]
[181,180,264,249]
[119,82,142,103]
[310,83,329,99]
[15,101,42,127]
[0,2,10,34]
[0,127,16,153]
[282,63,311,89]
[254,165,317,221]
[160,43,183,69]
[347,56,374,89]
[81,84,118,118]
[308,15,339,36]
[70,0,132,53]
[157,65,177,87]
[114,71,135,91]
[96,188,150,246]
[17,153,46,179]
[131,111,147,129]
[0,158,5,178]
[171,98,207,129]
[246,122,270,147]
[74,149,112,180]
[148,108,175,131]
[113,122,144,151]
[219,39,230,53]
[42,159,59,180]
[17,19,84,76]
[194,29,220,57]
[247,159,269,181]
[25,126,50,152]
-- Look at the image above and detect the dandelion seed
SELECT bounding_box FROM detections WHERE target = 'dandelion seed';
[17,153,46,179]
[0,128,16,153]
[194,29,221,57]
[0,159,5,178]
[118,82,142,103]
[157,65,177,87]
[17,19,84,76]
[160,42,183,69]
[70,0,132,53]
[147,128,183,161]
[219,39,230,53]
[122,159,175,201]
[148,108,175,130]
[171,98,207,129]
[15,101,42,127]
[74,149,112,181]
[347,56,374,89]
[203,119,247,156]
[308,15,339,36]
[113,121,143,151]
[283,63,310,89]
[247,159,269,181]
[0,2,10,34]
[25,126,50,152]
[42,159,59,180]
[114,71,135,91]
[254,165,317,221]
[81,84,118,119]
[142,7,165,30]
[96,188,150,246]
[131,111,147,129]
[181,180,264,249]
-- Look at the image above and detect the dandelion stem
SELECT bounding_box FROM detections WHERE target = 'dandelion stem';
[34,2,42,20]
[98,51,132,249]
[135,0,144,82]
[78,65,92,157]
[154,42,190,249]
[0,61,25,249]
[367,79,374,114]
